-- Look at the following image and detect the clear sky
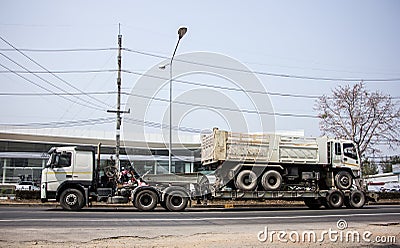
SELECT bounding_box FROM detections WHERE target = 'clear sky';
[0,1,399,154]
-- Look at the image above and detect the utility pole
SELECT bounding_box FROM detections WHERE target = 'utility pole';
[108,24,129,171]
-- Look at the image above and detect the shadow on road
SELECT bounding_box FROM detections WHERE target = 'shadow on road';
[44,205,380,213]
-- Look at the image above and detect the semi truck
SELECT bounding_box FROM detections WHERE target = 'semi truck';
[40,129,372,211]
[40,145,203,211]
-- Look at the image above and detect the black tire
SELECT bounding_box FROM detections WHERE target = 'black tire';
[322,199,331,209]
[60,189,85,211]
[261,170,282,191]
[165,191,188,211]
[335,171,353,190]
[134,190,158,211]
[326,190,344,209]
[347,190,366,209]
[160,200,167,210]
[235,170,258,191]
[304,198,322,209]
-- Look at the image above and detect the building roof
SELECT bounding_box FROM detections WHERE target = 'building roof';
[0,131,200,149]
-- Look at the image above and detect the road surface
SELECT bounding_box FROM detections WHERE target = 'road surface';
[0,205,399,247]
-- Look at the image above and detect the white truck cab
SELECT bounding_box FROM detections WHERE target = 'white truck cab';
[41,146,95,208]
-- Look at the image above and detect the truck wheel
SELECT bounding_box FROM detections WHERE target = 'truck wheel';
[304,198,322,209]
[345,190,365,209]
[134,190,158,211]
[326,190,344,209]
[160,200,167,210]
[335,171,352,190]
[60,189,85,211]
[165,191,188,211]
[235,170,257,191]
[261,170,282,190]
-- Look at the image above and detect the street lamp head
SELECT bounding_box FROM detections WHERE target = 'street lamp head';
[178,27,187,39]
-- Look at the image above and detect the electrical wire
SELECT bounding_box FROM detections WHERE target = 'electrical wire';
[2,68,400,100]
[123,69,400,100]
[0,91,117,96]
[0,62,104,111]
[124,117,202,134]
[122,48,400,82]
[0,36,112,108]
[0,117,115,128]
[122,69,322,99]
[0,116,202,133]
[121,91,318,118]
[0,69,118,74]
[2,46,399,82]
[0,48,117,52]
[0,54,105,111]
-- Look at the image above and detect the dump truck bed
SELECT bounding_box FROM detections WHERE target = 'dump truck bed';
[201,129,328,165]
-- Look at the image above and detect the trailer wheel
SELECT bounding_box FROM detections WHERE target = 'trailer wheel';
[345,190,365,209]
[235,170,258,191]
[134,190,158,211]
[304,198,322,209]
[334,171,352,190]
[326,190,344,209]
[261,170,282,190]
[160,200,167,210]
[165,191,188,211]
[60,189,85,211]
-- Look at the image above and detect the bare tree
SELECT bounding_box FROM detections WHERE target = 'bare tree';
[316,82,400,163]
[362,158,379,176]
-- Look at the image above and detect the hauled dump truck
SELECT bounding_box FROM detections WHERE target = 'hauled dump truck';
[200,128,369,209]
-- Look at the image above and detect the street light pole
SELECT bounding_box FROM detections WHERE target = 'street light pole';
[168,27,187,174]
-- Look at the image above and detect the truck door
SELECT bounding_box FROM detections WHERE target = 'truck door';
[331,142,342,168]
[342,143,359,169]
[45,151,73,193]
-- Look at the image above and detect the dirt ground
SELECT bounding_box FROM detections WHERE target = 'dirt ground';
[1,223,398,248]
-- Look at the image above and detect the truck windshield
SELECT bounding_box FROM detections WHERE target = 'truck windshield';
[45,152,72,168]
[343,143,358,160]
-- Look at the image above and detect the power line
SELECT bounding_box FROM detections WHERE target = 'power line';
[0,54,105,111]
[124,117,202,134]
[123,69,400,100]
[0,62,104,111]
[0,48,117,52]
[2,114,398,138]
[0,36,112,108]
[0,117,115,128]
[2,68,400,100]
[0,69,118,74]
[0,91,117,96]
[122,69,321,99]
[0,68,322,99]
[121,91,318,118]
[0,116,201,134]
[122,48,400,82]
[2,46,399,82]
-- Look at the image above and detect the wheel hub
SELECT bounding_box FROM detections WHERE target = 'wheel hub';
[66,194,78,206]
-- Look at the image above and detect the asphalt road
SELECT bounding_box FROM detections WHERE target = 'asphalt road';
[0,205,399,245]
[1,205,400,227]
